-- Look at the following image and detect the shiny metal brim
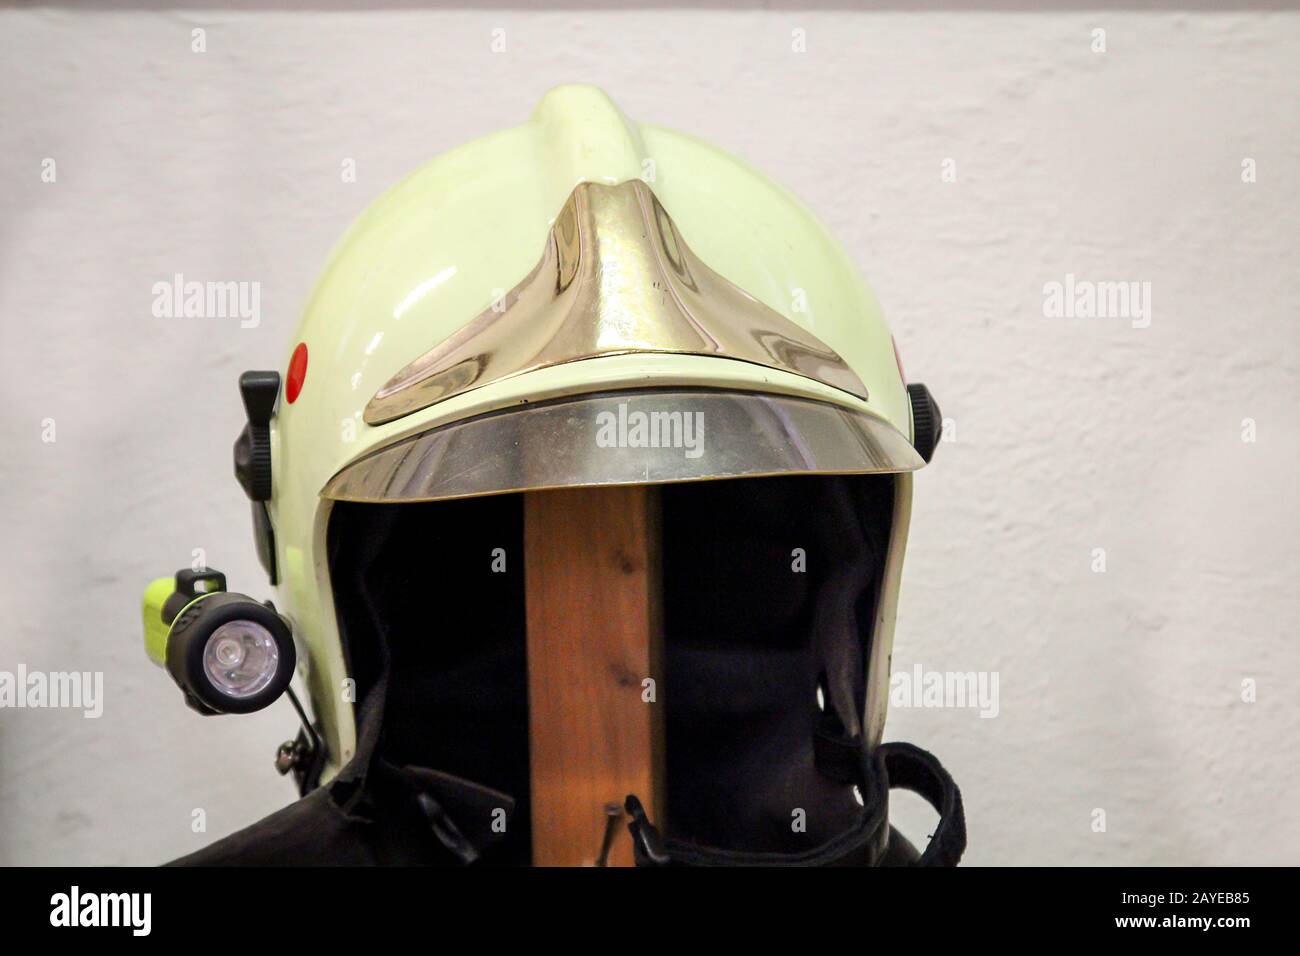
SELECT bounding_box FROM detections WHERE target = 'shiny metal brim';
[323,390,922,504]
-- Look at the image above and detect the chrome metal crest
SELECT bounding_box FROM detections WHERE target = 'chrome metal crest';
[365,180,868,426]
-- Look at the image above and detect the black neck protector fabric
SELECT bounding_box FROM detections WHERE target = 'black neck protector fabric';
[171,475,964,867]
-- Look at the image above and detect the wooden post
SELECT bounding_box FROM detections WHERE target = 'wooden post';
[524,485,664,867]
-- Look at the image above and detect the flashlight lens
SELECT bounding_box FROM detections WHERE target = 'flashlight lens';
[202,621,281,699]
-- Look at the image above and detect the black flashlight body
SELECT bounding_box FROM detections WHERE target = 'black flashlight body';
[163,579,296,715]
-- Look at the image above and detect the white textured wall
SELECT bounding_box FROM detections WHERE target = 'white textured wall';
[1,6,1296,865]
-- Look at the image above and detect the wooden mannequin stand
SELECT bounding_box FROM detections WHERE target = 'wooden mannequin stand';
[524,485,665,866]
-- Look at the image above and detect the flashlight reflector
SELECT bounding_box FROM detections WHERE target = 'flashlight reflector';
[203,621,281,699]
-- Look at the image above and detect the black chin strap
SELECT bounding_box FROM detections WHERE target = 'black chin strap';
[877,742,966,867]
[625,740,966,867]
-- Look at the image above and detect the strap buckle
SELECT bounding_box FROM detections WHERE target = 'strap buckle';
[623,794,672,866]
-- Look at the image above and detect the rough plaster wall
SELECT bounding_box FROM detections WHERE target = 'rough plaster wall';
[0,6,1296,865]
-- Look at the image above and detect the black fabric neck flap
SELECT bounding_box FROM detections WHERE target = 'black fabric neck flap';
[659,476,892,854]
[170,478,967,868]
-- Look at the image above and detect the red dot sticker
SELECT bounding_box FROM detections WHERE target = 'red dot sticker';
[286,342,308,404]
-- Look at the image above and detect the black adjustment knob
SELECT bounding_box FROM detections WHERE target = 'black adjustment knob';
[907,383,943,464]
[233,371,279,502]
